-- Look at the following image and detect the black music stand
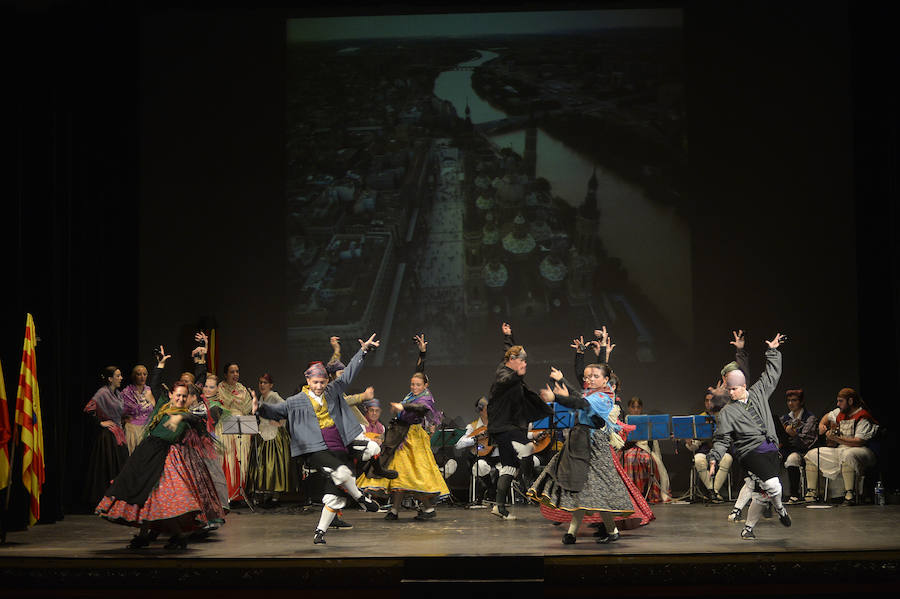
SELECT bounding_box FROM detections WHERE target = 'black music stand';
[222,415,259,512]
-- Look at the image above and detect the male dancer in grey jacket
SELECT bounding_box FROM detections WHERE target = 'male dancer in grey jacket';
[708,333,789,539]
[253,334,382,545]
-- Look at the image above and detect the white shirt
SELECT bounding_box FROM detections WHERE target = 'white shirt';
[826,407,879,441]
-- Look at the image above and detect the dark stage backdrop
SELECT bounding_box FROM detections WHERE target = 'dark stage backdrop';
[4,1,897,523]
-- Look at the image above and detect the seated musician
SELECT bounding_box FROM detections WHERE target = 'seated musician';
[456,397,499,504]
[685,391,732,502]
[621,397,672,503]
[804,388,879,505]
[778,389,817,503]
[360,398,385,446]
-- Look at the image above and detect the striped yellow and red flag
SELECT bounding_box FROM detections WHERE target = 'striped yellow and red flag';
[14,314,45,526]
[0,359,11,491]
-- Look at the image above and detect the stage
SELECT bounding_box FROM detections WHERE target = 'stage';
[2,502,900,595]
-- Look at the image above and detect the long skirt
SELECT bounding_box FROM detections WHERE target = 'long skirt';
[529,428,633,518]
[96,438,225,531]
[611,445,655,528]
[357,424,450,499]
[622,446,670,504]
[83,427,129,508]
[248,427,292,495]
[219,430,252,502]
[124,422,145,454]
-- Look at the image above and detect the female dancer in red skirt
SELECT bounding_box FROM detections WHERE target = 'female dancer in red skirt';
[96,381,225,549]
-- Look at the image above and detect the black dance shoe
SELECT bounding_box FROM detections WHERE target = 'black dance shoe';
[128,534,152,549]
[562,533,576,545]
[330,516,353,530]
[164,535,188,550]
[384,511,399,521]
[777,507,792,527]
[595,531,619,544]
[368,460,399,480]
[740,526,756,540]
[413,510,436,521]
[359,493,381,512]
[313,529,327,544]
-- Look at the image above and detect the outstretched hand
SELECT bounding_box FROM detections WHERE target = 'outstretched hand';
[765,333,785,349]
[604,336,615,359]
[594,326,608,343]
[553,381,569,397]
[549,366,564,382]
[709,380,727,395]
[359,333,380,351]
[194,331,209,347]
[501,322,512,336]
[330,336,341,350]
[157,345,171,367]
[729,329,745,349]
[414,333,428,353]
[570,335,586,353]
[363,386,375,401]
[539,385,555,403]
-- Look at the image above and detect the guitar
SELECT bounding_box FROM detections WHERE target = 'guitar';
[824,421,841,447]
[530,429,553,453]
[467,425,495,457]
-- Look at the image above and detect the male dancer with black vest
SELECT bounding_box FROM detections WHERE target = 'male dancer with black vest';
[708,333,789,540]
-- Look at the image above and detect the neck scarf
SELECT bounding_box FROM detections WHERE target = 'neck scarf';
[401,388,442,428]
[143,400,189,438]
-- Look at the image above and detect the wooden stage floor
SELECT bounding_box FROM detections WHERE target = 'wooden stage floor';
[2,502,900,595]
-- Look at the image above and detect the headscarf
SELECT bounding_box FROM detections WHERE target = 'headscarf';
[325,360,346,375]
[305,361,327,379]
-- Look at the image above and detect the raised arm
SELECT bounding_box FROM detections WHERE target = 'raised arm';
[414,333,427,373]
[748,334,784,403]
[191,331,209,386]
[149,344,170,402]
[502,322,515,350]
[572,336,587,383]
[730,329,750,379]
[326,336,342,367]
[329,334,379,397]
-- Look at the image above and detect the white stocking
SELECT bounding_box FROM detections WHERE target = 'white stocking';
[567,510,584,536]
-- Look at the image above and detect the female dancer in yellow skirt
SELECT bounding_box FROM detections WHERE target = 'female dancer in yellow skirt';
[357,334,449,520]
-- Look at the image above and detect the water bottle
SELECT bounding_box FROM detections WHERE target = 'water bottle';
[874,479,885,506]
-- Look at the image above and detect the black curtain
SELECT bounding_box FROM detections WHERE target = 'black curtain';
[3,7,140,528]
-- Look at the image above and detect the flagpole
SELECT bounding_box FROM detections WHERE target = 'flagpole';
[0,437,16,544]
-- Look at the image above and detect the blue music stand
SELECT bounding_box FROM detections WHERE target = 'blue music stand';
[532,402,575,429]
[625,414,670,440]
[672,415,715,439]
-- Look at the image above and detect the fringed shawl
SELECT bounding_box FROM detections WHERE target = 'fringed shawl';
[84,386,126,445]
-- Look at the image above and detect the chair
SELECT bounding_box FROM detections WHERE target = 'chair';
[689,465,732,501]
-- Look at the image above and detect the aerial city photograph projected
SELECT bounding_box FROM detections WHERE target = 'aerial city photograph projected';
[284,9,687,377]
